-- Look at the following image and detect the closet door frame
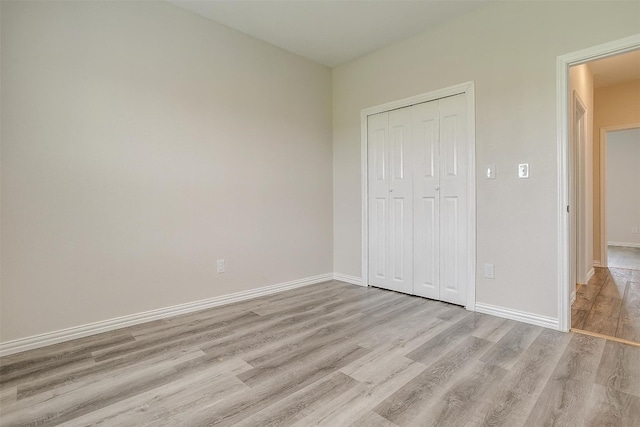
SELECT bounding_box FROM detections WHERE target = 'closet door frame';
[360,81,477,311]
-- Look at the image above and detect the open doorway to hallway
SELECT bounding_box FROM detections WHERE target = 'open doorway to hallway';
[569,49,640,346]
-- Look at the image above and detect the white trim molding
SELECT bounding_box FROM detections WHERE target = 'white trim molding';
[593,260,601,268]
[360,81,476,311]
[0,273,333,357]
[475,302,559,330]
[571,290,577,306]
[333,273,364,286]
[557,33,640,333]
[585,268,595,285]
[608,242,640,248]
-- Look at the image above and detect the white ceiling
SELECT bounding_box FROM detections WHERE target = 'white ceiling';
[589,49,640,88]
[168,0,491,67]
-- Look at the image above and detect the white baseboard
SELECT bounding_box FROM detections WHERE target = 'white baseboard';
[571,290,577,305]
[608,241,640,248]
[475,302,559,330]
[585,268,595,284]
[333,273,364,286]
[593,260,601,268]
[0,273,333,357]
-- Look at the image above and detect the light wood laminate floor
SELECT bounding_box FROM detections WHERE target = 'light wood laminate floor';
[609,245,640,271]
[572,267,640,344]
[2,281,640,426]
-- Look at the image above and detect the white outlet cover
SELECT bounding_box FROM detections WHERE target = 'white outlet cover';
[484,263,495,279]
[518,163,529,179]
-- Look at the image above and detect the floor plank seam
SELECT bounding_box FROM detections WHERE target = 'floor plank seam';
[570,328,640,347]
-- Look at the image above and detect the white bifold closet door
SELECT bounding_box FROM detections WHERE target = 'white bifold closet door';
[368,108,414,295]
[368,94,468,306]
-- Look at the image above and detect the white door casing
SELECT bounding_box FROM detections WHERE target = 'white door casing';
[573,93,588,286]
[569,92,587,291]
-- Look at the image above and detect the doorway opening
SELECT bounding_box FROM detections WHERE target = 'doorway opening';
[559,35,640,346]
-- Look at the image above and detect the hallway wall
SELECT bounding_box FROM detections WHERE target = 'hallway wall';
[570,64,594,284]
[593,79,640,264]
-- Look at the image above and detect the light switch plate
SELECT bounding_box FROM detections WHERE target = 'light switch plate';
[518,163,529,179]
[486,164,496,179]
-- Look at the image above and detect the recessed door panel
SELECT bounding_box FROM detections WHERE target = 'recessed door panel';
[441,115,458,177]
[374,129,386,182]
[414,196,438,299]
[413,102,440,187]
[374,198,387,279]
[391,126,405,181]
[421,119,436,179]
[441,196,459,293]
[391,197,405,281]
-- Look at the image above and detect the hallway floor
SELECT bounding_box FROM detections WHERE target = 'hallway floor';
[572,265,640,345]
[608,245,640,270]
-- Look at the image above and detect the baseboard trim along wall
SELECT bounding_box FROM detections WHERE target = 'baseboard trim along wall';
[333,273,364,286]
[585,268,595,284]
[593,260,601,268]
[0,273,333,357]
[1,274,563,356]
[571,290,577,305]
[475,302,559,330]
[608,241,640,248]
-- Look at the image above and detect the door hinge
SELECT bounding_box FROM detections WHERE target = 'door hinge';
[567,205,570,213]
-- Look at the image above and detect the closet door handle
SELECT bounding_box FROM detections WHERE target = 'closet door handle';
[435,186,440,191]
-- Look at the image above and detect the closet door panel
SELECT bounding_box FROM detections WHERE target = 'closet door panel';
[387,107,413,294]
[413,101,440,299]
[438,94,468,305]
[368,112,389,287]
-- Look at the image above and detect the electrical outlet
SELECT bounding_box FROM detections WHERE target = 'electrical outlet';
[484,263,495,279]
[633,227,639,234]
[216,259,225,274]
